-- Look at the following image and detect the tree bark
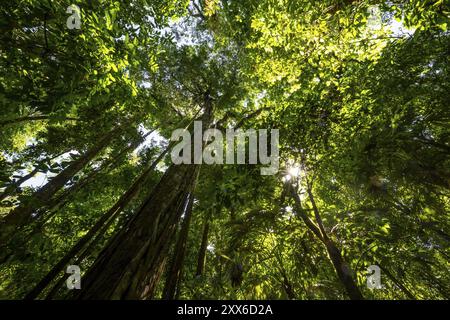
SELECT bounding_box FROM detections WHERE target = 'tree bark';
[162,192,195,299]
[24,146,169,300]
[323,238,363,300]
[70,93,213,300]
[72,163,198,299]
[378,265,416,300]
[45,206,129,299]
[289,184,363,300]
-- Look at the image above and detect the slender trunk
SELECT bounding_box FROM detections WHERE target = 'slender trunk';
[162,193,195,299]
[323,238,363,300]
[0,115,80,127]
[24,147,169,300]
[0,151,68,202]
[33,129,156,227]
[0,127,120,246]
[306,187,363,300]
[0,167,39,202]
[289,184,363,300]
[45,205,129,300]
[195,220,210,277]
[378,265,416,300]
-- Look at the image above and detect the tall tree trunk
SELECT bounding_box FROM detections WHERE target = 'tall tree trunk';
[289,184,363,300]
[162,192,195,299]
[24,146,169,300]
[378,265,416,300]
[0,115,80,127]
[71,93,213,300]
[0,150,69,203]
[0,166,39,202]
[29,128,156,231]
[45,206,131,299]
[0,126,120,246]
[322,238,363,300]
[72,163,198,299]
[195,220,210,277]
[141,255,169,300]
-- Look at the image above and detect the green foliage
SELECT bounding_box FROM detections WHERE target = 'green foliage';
[0,0,449,300]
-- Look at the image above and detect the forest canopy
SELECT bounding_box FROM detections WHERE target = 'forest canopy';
[0,0,449,300]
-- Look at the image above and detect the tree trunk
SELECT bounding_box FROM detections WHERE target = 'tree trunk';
[0,167,39,202]
[195,220,210,277]
[378,265,416,300]
[323,238,363,300]
[24,146,169,300]
[0,126,120,246]
[162,192,195,299]
[45,206,129,299]
[72,163,198,299]
[289,184,363,300]
[71,93,213,300]
[141,255,169,300]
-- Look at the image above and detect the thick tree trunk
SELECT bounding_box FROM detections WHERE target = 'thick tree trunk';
[162,193,195,299]
[45,206,129,299]
[24,147,169,300]
[71,94,213,300]
[0,127,120,246]
[141,254,169,300]
[72,163,199,299]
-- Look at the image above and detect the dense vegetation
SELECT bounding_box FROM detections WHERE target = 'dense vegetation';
[0,0,449,300]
